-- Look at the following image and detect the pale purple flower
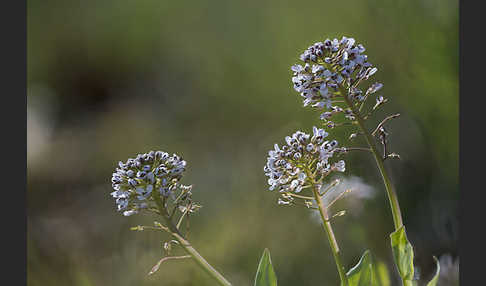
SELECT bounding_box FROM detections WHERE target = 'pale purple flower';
[110,150,188,216]
[264,127,345,195]
[291,36,383,113]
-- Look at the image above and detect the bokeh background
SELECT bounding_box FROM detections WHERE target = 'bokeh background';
[27,0,459,285]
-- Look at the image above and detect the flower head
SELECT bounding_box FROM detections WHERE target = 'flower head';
[291,36,383,118]
[264,127,345,193]
[110,150,189,216]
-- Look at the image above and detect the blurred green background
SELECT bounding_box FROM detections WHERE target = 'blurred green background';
[27,0,458,285]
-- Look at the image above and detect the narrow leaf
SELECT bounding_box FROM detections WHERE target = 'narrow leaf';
[425,256,440,286]
[346,250,374,286]
[390,226,415,281]
[254,248,278,286]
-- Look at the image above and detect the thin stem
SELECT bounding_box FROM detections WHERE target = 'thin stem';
[371,113,401,137]
[319,179,340,196]
[340,89,403,230]
[153,195,232,286]
[131,225,168,232]
[311,182,349,286]
[337,147,372,153]
[325,189,352,208]
[176,207,190,229]
[320,61,404,230]
[323,64,409,285]
[290,200,319,210]
[286,192,314,200]
[148,255,191,275]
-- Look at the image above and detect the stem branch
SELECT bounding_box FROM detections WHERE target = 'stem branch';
[371,113,401,137]
[341,88,403,230]
[153,195,232,286]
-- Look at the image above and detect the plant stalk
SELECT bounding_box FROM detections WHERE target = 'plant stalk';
[153,195,232,286]
[340,86,411,286]
[311,182,349,286]
[340,87,404,230]
[321,61,404,230]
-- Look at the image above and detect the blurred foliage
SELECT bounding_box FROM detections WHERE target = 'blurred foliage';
[27,0,458,285]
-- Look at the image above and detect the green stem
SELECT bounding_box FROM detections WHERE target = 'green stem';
[311,182,349,286]
[340,89,403,230]
[153,195,232,286]
[403,280,415,286]
[339,86,411,286]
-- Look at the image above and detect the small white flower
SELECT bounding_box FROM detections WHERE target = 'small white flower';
[264,128,345,197]
[291,36,381,112]
[110,150,189,217]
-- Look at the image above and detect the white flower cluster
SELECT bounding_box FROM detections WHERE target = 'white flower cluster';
[264,127,345,193]
[110,151,188,216]
[291,36,383,119]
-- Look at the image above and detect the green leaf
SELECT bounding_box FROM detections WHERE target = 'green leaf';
[346,250,375,286]
[426,256,440,286]
[390,226,415,281]
[254,248,277,286]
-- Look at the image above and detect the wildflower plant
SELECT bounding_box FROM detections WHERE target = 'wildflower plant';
[264,127,351,283]
[271,36,442,286]
[110,151,232,286]
[109,36,446,286]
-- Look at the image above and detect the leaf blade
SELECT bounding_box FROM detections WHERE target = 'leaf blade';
[254,248,278,286]
[426,256,440,286]
[346,250,375,286]
[390,226,415,281]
